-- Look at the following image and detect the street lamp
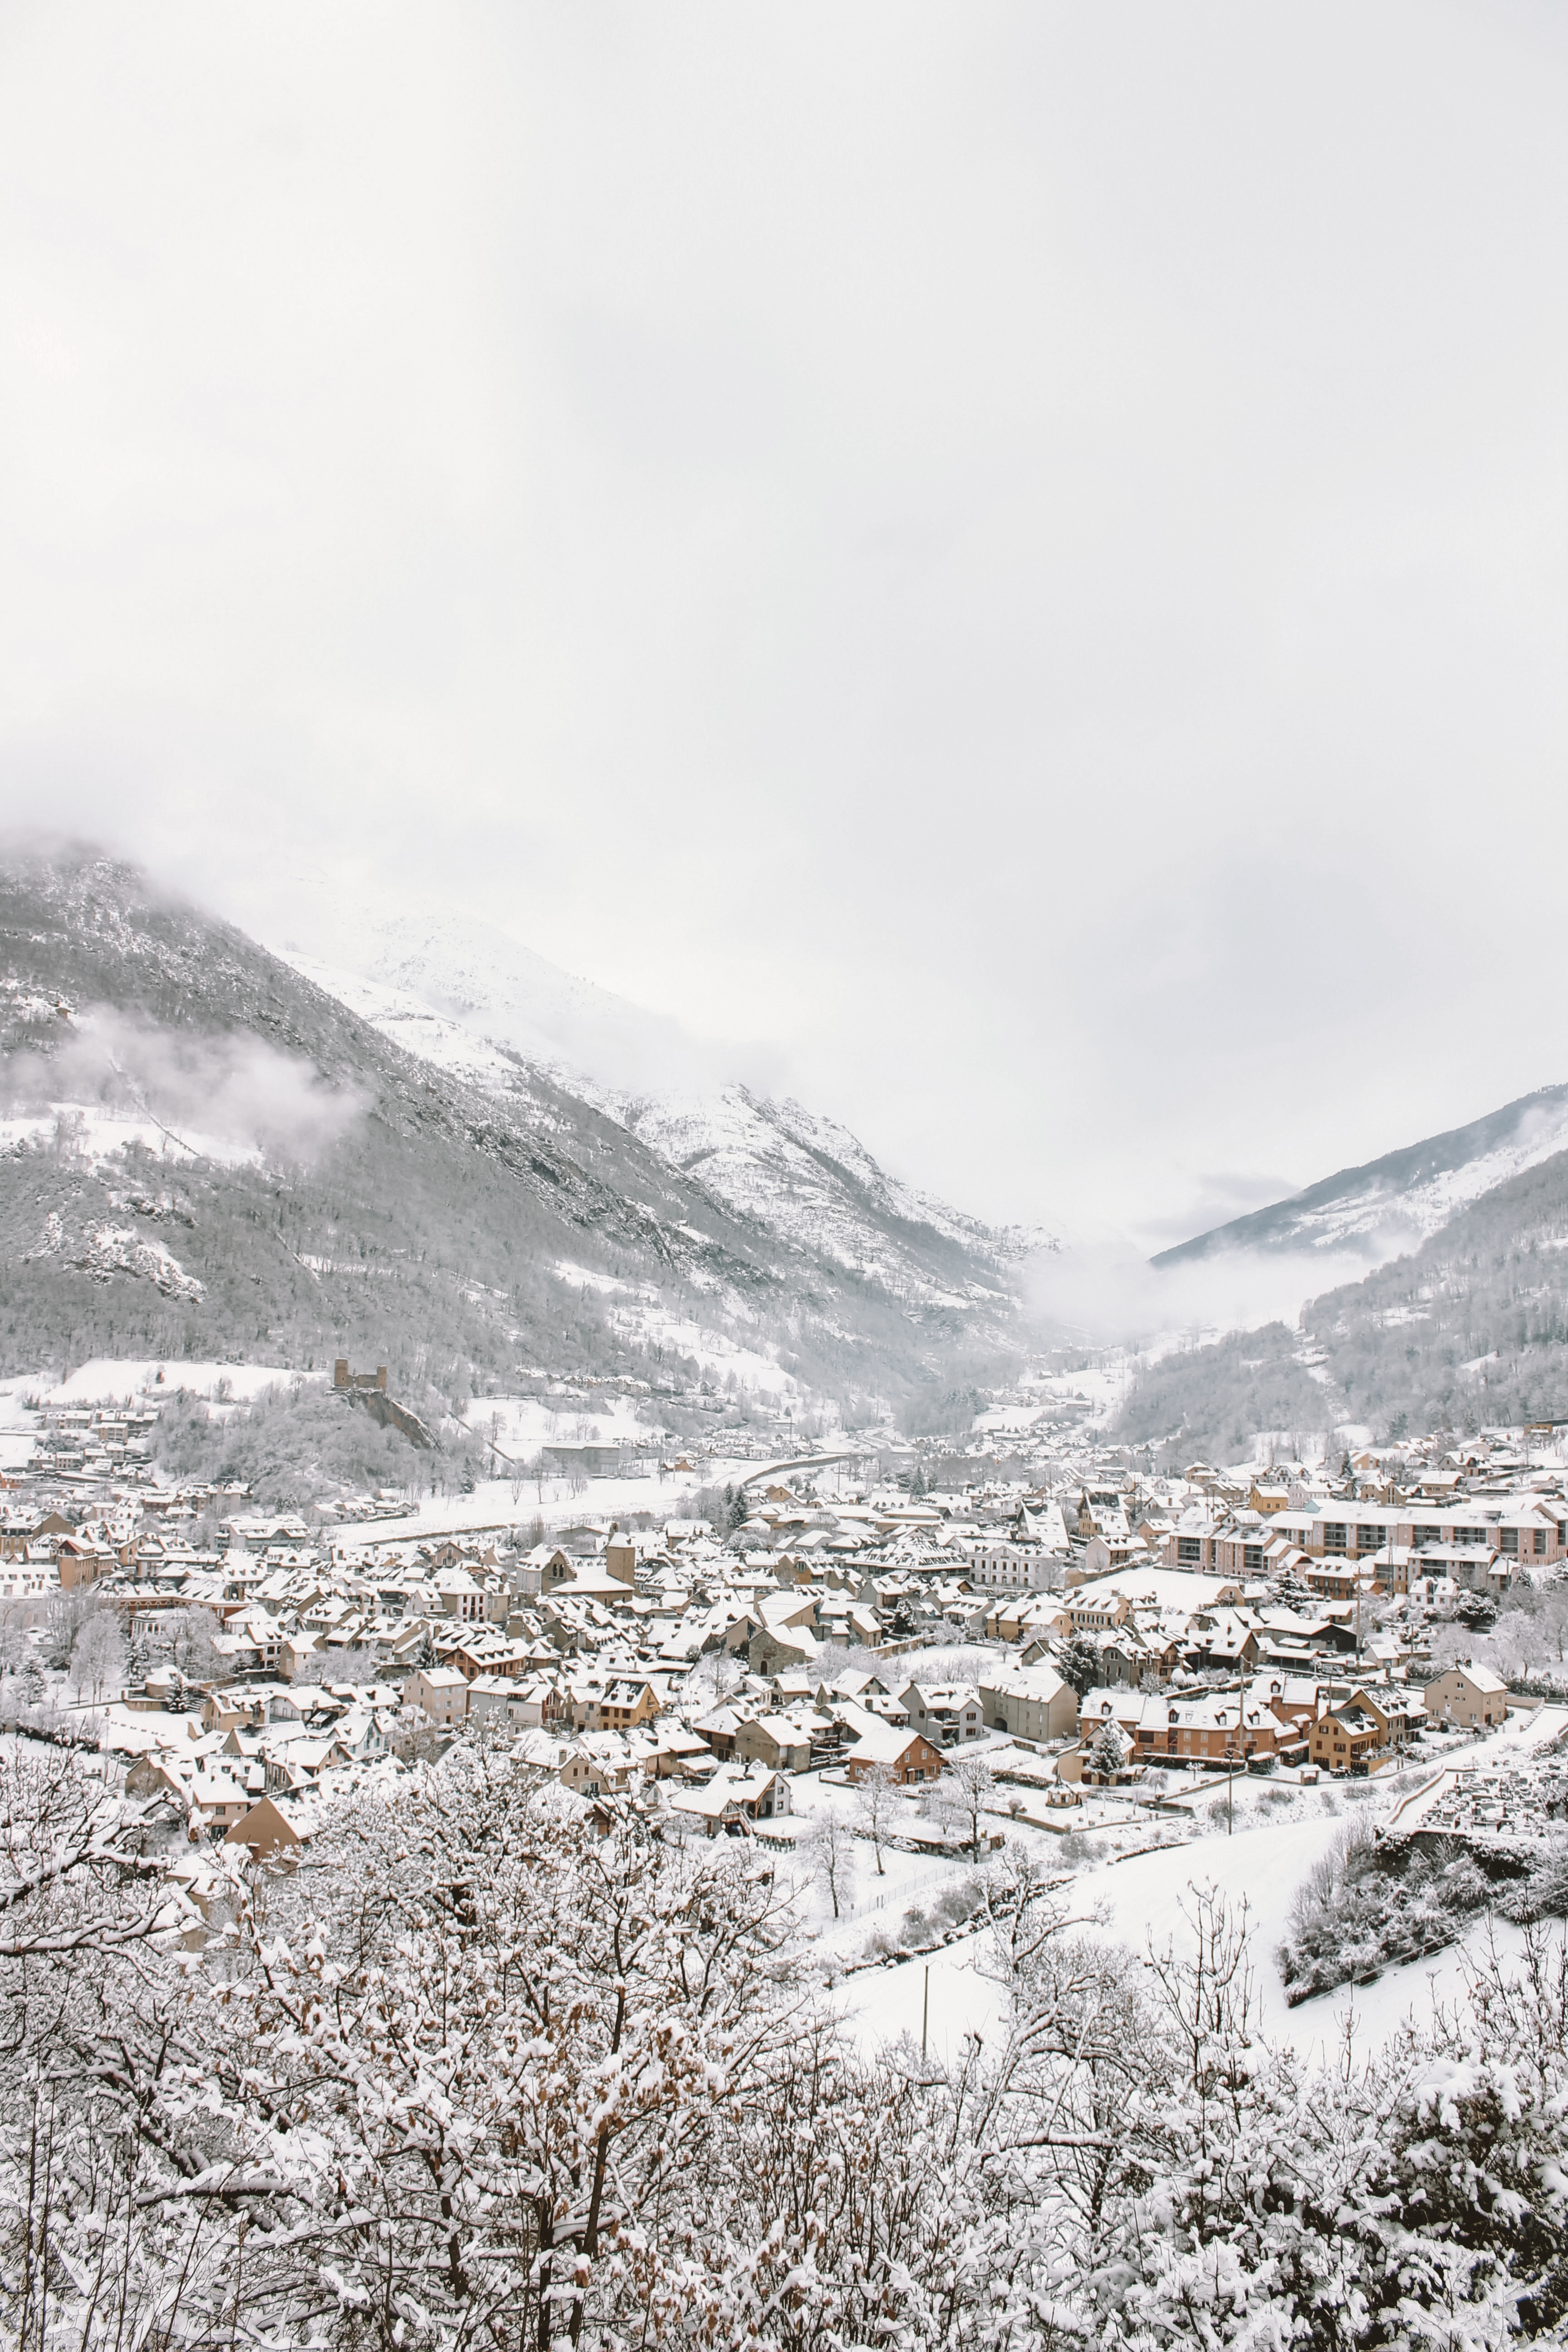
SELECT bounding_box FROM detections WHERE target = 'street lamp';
[1225,1723,1235,1836]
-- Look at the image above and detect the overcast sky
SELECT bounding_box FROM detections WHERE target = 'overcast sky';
[1,1,1563,1250]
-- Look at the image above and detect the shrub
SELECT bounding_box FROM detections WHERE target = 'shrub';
[1279,1830,1498,2004]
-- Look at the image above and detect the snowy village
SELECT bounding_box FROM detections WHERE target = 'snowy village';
[5,1332,1568,2345]
[5,3,1568,2341]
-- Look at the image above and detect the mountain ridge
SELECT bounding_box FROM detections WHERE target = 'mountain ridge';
[1122,1138,1568,1459]
[1153,1083,1568,1272]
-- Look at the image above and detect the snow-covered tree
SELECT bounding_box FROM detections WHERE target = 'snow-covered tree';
[161,1603,220,1682]
[3,1742,1565,2352]
[68,1612,125,1703]
[1057,1631,1102,1696]
[854,1759,899,1875]
[941,1752,996,1860]
[804,1803,855,1919]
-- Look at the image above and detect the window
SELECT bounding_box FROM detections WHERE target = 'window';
[1499,1528,1519,1556]
[1414,1524,1441,1545]
[1244,1545,1263,1573]
[1323,1524,1347,1553]
[1178,1537,1201,1564]
[1533,1529,1547,1555]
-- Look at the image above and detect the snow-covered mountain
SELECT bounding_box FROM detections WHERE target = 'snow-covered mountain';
[1153,1084,1568,1271]
[612,1088,1045,1287]
[281,951,1053,1308]
[308,905,763,1102]
[0,848,1048,1415]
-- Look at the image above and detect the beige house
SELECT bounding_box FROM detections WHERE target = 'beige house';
[225,1794,309,1863]
[1424,1661,1507,1730]
[407,1665,469,1725]
[978,1665,1078,1743]
[733,1713,816,1773]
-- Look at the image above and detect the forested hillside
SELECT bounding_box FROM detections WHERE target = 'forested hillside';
[0,848,1028,1417]
[1121,1148,1568,1455]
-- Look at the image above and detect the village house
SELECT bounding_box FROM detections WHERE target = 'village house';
[1130,1691,1288,1769]
[581,1677,663,1732]
[977,1664,1077,1743]
[1352,1681,1427,1749]
[965,1539,1063,1593]
[732,1713,817,1774]
[1425,1661,1508,1730]
[897,1682,983,1745]
[224,1794,309,1864]
[667,1763,792,1837]
[1308,1701,1386,1774]
[407,1665,469,1725]
[842,1719,945,1785]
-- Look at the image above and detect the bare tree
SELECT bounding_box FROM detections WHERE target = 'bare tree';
[687,1650,741,1708]
[853,1761,899,1876]
[162,1605,221,1683]
[0,1605,29,1678]
[292,1646,383,1688]
[69,1613,126,1705]
[941,1753,996,1861]
[805,1808,855,1920]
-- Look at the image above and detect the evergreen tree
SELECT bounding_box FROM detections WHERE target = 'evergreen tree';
[1058,1632,1102,1697]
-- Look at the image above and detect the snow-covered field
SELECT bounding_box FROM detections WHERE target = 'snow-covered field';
[328,1462,760,1550]
[36,1359,328,1407]
[843,1706,1568,2068]
[0,1105,262,1171]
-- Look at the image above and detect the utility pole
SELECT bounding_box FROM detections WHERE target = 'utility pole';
[921,1965,930,2058]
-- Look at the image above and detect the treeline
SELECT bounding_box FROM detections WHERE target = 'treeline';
[1117,1322,1327,1460]
[5,1741,1568,2350]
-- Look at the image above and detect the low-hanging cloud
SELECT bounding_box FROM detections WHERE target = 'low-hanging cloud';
[1027,1238,1385,1352]
[4,1006,363,1165]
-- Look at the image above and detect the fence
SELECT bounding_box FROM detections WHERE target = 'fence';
[862,1862,985,1917]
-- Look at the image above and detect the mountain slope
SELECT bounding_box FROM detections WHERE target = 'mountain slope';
[1153,1086,1568,1270]
[282,951,1049,1309]
[0,847,1034,1420]
[1120,1144,1568,1457]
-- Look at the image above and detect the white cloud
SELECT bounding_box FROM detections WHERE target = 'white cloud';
[4,1008,362,1166]
[0,1,1562,1243]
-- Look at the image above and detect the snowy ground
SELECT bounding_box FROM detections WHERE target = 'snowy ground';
[328,1461,762,1550]
[837,1928,1010,2063]
[464,1391,659,1459]
[843,1707,1568,2069]
[30,1359,328,1407]
[0,1381,39,1470]
[0,1106,261,1171]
